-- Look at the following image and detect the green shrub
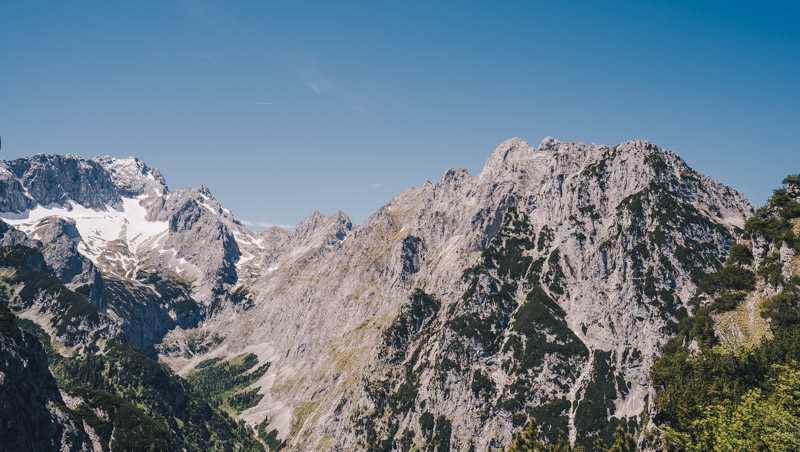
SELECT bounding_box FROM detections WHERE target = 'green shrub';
[727,243,753,266]
[187,353,270,414]
[697,265,756,294]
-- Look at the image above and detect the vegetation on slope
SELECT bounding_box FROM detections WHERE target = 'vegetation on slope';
[1,252,264,451]
[505,418,636,452]
[65,387,171,452]
[187,353,270,417]
[649,174,800,450]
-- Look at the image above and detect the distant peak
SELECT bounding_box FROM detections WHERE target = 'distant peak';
[477,137,537,183]
[537,136,560,151]
[489,137,535,162]
[616,139,658,151]
[291,210,352,242]
[439,168,471,185]
[190,184,212,196]
[93,155,168,195]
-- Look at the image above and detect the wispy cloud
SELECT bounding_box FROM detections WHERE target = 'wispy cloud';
[292,46,404,115]
[305,80,333,94]
[201,54,213,59]
[306,81,322,93]
[371,183,384,188]
[240,219,293,230]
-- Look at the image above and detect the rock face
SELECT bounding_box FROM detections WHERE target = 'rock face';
[0,298,91,451]
[203,137,752,450]
[0,137,754,450]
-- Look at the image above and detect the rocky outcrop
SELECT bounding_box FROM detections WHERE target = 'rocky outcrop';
[0,154,168,211]
[160,186,241,291]
[0,220,48,272]
[27,217,106,312]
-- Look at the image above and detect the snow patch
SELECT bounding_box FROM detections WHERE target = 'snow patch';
[0,198,168,267]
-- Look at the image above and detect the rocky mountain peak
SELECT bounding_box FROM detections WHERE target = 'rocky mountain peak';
[93,155,168,197]
[0,154,169,213]
[537,136,560,151]
[291,210,352,244]
[484,136,536,164]
[438,168,472,190]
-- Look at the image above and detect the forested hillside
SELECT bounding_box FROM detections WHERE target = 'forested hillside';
[0,243,265,451]
[648,174,800,450]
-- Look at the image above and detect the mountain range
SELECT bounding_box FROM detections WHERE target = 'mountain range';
[2,137,798,451]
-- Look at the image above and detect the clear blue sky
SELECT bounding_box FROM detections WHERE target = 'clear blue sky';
[1,1,798,228]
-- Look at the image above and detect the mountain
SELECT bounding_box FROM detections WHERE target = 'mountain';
[0,138,758,450]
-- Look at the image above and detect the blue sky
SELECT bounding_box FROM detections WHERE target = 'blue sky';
[1,1,798,227]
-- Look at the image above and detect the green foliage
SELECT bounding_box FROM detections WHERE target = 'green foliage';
[574,351,632,449]
[66,388,170,452]
[104,273,201,344]
[380,289,440,363]
[354,288,435,451]
[505,287,587,375]
[229,388,264,413]
[697,265,755,294]
[471,369,496,399]
[526,399,571,441]
[780,200,800,220]
[726,243,753,266]
[0,295,16,337]
[2,247,263,451]
[21,323,263,451]
[430,415,452,451]
[651,178,800,452]
[661,362,800,451]
[758,252,785,287]
[644,149,668,174]
[255,419,286,451]
[783,173,800,185]
[545,250,566,295]
[538,225,554,252]
[9,269,100,345]
[709,292,745,313]
[745,215,796,248]
[448,281,517,353]
[401,429,416,452]
[187,353,270,415]
[505,418,636,452]
[0,244,39,268]
[420,411,434,436]
[762,276,800,329]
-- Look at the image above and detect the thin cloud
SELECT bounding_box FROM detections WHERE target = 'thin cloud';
[293,48,400,115]
[306,81,322,93]
[371,183,384,188]
[201,54,213,59]
[305,80,332,93]
[240,219,293,230]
